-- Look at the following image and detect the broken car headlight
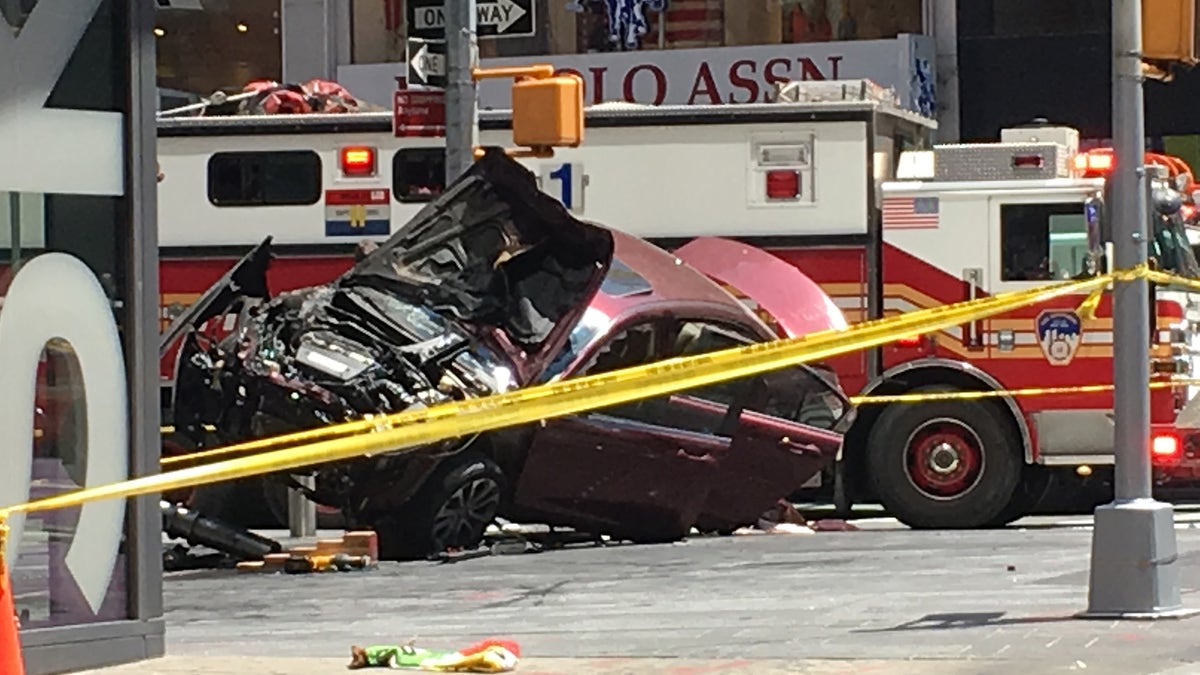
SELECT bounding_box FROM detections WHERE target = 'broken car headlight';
[296,335,375,381]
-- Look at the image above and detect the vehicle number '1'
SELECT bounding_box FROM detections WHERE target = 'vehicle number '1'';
[540,162,585,214]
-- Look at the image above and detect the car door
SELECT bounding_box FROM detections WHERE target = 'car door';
[666,319,851,531]
[512,318,727,542]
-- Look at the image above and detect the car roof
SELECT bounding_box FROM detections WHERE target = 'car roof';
[587,229,762,323]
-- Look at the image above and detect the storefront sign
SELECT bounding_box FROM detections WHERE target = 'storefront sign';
[0,252,129,614]
[0,0,124,197]
[339,34,937,116]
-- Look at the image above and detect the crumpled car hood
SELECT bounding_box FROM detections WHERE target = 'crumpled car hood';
[341,148,615,352]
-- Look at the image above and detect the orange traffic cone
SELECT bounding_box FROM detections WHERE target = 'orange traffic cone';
[0,523,25,675]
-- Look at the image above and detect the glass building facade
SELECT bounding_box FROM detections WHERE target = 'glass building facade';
[348,0,924,65]
[0,1,162,673]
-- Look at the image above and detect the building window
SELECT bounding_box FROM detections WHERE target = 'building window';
[1000,202,1091,281]
[156,0,282,100]
[207,151,322,207]
[349,0,926,66]
[393,148,446,202]
[957,0,1108,39]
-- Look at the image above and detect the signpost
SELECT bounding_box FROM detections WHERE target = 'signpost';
[406,38,447,89]
[1081,0,1192,619]
[443,1,479,184]
[406,0,535,40]
[393,89,447,138]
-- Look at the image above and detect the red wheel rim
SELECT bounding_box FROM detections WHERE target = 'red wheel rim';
[904,418,985,500]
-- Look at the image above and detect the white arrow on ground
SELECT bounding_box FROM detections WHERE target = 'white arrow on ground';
[408,43,445,82]
[412,0,528,33]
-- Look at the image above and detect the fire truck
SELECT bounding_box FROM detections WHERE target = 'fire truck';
[155,79,1200,529]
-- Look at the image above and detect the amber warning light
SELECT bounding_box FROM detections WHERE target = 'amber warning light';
[340,146,377,177]
[1074,151,1116,176]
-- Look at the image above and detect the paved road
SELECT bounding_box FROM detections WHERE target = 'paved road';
[70,508,1200,674]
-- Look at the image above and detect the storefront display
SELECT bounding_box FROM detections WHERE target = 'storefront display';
[0,1,162,672]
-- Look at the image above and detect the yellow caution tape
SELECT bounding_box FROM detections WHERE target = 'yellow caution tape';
[157,273,1114,471]
[0,272,1112,520]
[155,264,1200,469]
[851,378,1200,405]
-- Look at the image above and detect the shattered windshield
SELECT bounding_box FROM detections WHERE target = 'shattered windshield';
[351,286,451,343]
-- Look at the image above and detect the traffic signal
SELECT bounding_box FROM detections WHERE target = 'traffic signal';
[511,73,584,148]
[473,64,586,154]
[1143,0,1200,63]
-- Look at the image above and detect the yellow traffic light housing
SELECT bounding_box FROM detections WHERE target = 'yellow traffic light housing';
[512,74,584,148]
[1143,0,1199,63]
[473,64,585,157]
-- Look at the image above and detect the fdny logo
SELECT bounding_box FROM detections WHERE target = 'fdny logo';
[1036,310,1083,366]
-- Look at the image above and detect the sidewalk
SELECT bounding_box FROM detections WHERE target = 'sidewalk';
[63,519,1200,675]
[72,655,1143,674]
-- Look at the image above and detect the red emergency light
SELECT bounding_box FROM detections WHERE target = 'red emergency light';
[765,170,800,200]
[895,334,923,347]
[1152,433,1181,459]
[340,146,377,177]
[1074,150,1115,176]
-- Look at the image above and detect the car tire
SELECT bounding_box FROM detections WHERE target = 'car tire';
[866,386,1022,529]
[377,452,506,561]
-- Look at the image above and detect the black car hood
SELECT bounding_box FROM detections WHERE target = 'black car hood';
[159,238,273,358]
[341,148,614,350]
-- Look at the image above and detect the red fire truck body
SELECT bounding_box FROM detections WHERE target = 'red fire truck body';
[154,80,1200,529]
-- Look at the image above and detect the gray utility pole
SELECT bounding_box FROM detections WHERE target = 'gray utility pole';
[444,0,479,185]
[1082,0,1191,619]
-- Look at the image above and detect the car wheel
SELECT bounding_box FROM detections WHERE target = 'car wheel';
[866,387,1022,529]
[378,452,505,560]
[262,477,346,531]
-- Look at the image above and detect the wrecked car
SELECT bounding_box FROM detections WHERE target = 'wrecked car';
[167,149,855,559]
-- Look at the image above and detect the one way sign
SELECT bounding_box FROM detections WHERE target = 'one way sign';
[407,0,536,40]
[406,39,447,88]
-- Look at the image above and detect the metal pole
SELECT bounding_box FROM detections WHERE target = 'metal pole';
[1112,0,1153,506]
[1082,0,1191,618]
[287,476,317,538]
[444,0,478,185]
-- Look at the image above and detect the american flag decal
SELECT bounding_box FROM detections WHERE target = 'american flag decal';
[882,196,940,229]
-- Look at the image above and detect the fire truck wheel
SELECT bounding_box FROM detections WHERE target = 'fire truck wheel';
[867,389,1022,529]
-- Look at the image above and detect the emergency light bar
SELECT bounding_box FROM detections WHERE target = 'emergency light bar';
[1074,150,1115,177]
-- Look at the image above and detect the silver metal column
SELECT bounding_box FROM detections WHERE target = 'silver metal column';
[1081,0,1191,619]
[287,476,317,538]
[444,0,479,184]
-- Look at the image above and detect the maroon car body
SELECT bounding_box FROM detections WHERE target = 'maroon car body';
[509,229,853,540]
[167,150,854,557]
